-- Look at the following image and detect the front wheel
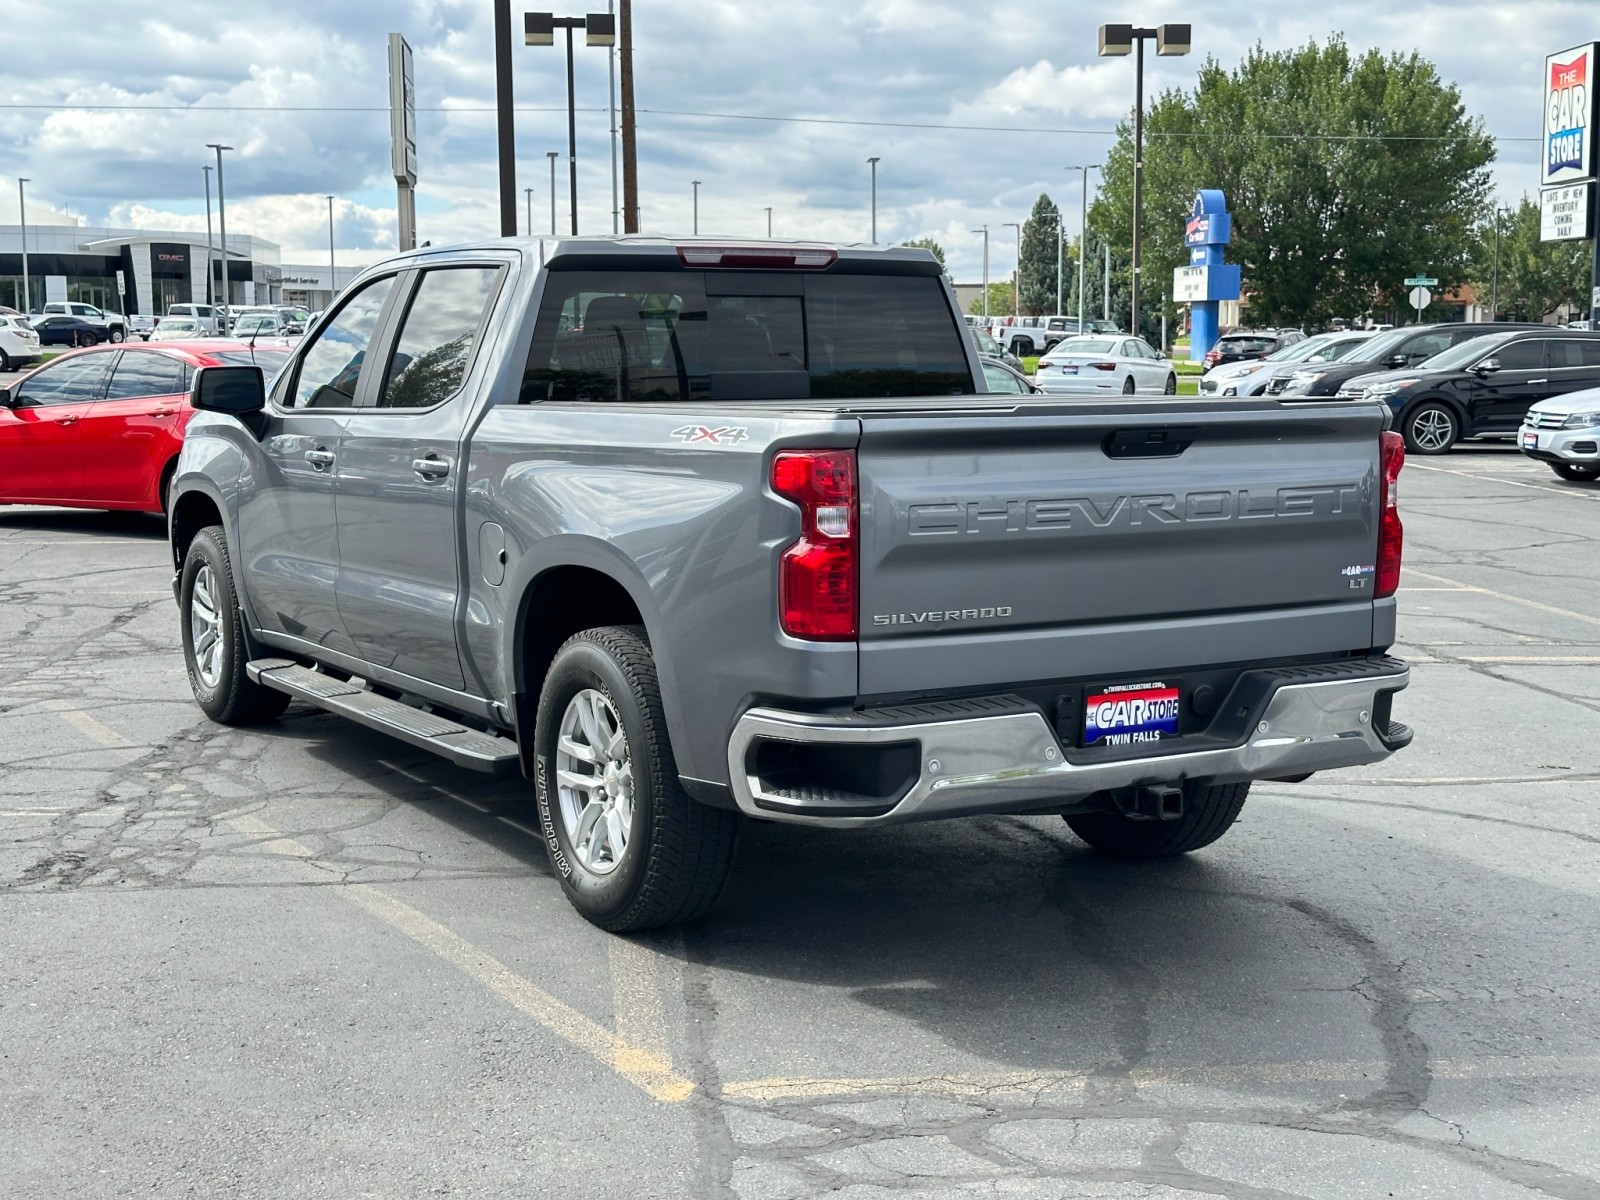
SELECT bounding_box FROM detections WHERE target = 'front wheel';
[1552,463,1600,482]
[534,625,739,931]
[179,526,291,725]
[1402,402,1457,455]
[108,327,126,343]
[1121,375,1136,395]
[1164,372,1178,395]
[1064,781,1251,858]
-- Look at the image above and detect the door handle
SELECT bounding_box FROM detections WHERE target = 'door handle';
[56,416,80,426]
[304,448,336,469]
[148,408,175,417]
[1527,379,1548,385]
[412,454,451,480]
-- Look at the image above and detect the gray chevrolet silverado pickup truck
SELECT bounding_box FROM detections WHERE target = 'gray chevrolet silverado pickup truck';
[168,237,1411,931]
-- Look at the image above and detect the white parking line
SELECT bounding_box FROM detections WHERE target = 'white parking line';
[1409,461,1600,501]
[1406,569,1600,629]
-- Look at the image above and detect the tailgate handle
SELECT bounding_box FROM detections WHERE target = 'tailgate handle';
[1103,426,1197,458]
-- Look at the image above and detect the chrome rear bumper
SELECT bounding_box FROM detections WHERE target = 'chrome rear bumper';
[727,662,1409,828]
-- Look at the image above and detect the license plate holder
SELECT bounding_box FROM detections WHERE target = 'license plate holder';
[1084,680,1181,747]
[1522,432,1539,450]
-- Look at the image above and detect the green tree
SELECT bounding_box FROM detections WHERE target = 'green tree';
[899,236,948,274]
[1019,194,1066,315]
[1089,37,1495,331]
[1471,198,1593,321]
[966,281,1016,317]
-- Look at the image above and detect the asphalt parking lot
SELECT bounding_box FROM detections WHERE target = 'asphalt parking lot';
[2,443,1598,1200]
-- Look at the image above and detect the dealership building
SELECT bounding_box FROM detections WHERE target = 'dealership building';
[0,185,359,317]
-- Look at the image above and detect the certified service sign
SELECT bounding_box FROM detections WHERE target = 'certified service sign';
[1543,43,1599,186]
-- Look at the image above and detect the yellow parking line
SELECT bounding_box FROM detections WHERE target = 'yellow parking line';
[226,811,694,1103]
[46,705,132,748]
[1407,569,1600,629]
[609,934,686,1095]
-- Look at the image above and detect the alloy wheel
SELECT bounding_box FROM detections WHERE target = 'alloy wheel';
[1410,407,1454,452]
[189,565,224,689]
[555,688,634,875]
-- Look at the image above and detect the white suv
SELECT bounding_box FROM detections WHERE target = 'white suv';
[1520,385,1600,482]
[0,314,42,371]
[166,303,220,335]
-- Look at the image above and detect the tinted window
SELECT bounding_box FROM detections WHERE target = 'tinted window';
[1494,340,1545,370]
[379,266,500,409]
[288,275,396,408]
[521,270,972,404]
[982,362,1025,394]
[105,351,186,400]
[1217,337,1274,355]
[1400,331,1453,362]
[1550,339,1600,367]
[14,354,113,407]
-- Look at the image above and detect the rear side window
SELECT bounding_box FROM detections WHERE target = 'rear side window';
[1550,339,1600,367]
[1218,337,1274,355]
[379,266,501,409]
[14,354,113,407]
[105,351,185,400]
[520,270,973,404]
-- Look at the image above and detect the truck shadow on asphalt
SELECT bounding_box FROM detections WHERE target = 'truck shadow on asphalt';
[0,508,169,539]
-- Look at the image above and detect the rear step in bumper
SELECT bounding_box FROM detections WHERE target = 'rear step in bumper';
[728,664,1409,828]
[246,659,519,775]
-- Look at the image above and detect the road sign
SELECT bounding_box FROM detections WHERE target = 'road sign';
[1404,276,1438,287]
[1408,286,1432,311]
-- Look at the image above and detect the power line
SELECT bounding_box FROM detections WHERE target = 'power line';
[0,100,1538,142]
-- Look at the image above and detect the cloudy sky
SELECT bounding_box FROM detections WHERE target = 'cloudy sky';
[0,0,1587,281]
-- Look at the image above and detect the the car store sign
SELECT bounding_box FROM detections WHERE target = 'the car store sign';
[1540,43,1599,256]
[1540,183,1593,241]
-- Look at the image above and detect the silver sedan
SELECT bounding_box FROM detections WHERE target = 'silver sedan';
[1033,336,1178,395]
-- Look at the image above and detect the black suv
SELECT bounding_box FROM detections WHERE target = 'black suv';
[1274,322,1544,398]
[1335,328,1600,454]
[1204,329,1302,367]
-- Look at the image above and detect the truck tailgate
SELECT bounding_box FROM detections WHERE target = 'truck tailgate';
[854,401,1387,696]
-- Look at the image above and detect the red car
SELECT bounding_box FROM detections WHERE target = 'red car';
[0,341,291,514]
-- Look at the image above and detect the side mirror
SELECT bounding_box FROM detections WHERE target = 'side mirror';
[1475,357,1501,374]
[1385,353,1409,369]
[192,365,266,415]
[0,386,13,408]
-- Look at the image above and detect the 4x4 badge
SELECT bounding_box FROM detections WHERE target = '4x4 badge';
[670,425,749,445]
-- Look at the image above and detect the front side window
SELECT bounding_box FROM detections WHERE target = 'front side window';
[379,266,500,409]
[104,351,186,400]
[521,270,973,404]
[14,354,113,407]
[287,275,397,408]
[1494,340,1545,371]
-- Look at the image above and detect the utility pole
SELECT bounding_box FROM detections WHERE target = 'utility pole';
[202,166,214,307]
[1490,207,1501,323]
[17,178,30,315]
[525,187,533,236]
[619,0,638,232]
[548,151,559,235]
[972,227,990,322]
[765,206,772,237]
[692,180,700,235]
[1104,242,1111,322]
[1055,217,1063,316]
[1003,221,1021,319]
[327,195,336,300]
[207,144,232,328]
[868,156,880,243]
[608,0,619,233]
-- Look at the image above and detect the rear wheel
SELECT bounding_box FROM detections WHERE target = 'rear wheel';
[74,331,94,348]
[534,625,739,931]
[1121,375,1136,395]
[1164,372,1178,395]
[1552,463,1600,482]
[1402,402,1457,455]
[179,526,291,725]
[1012,338,1034,357]
[108,327,126,344]
[1065,781,1251,859]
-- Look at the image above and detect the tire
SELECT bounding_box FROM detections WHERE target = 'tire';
[1552,463,1600,482]
[1164,372,1178,395]
[74,331,94,348]
[158,458,178,515]
[0,348,10,372]
[534,625,739,932]
[108,327,126,344]
[1401,402,1457,455]
[1121,375,1136,395]
[179,525,291,725]
[1064,781,1251,859]
[1012,338,1034,357]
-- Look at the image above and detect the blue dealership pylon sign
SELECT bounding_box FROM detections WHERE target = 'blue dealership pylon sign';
[1173,190,1242,362]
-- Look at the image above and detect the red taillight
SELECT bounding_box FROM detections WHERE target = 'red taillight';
[1090,361,1117,371]
[1376,430,1405,598]
[772,449,857,640]
[1205,350,1221,364]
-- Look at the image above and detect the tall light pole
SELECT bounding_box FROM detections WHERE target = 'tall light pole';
[16,178,30,315]
[607,0,619,233]
[523,12,617,237]
[692,180,701,235]
[867,156,880,244]
[547,151,559,235]
[971,227,990,322]
[206,144,232,327]
[1098,23,1190,336]
[202,166,215,307]
[1490,206,1503,323]
[1065,164,1098,328]
[765,206,773,237]
[326,196,336,301]
[1003,221,1021,319]
[525,186,533,236]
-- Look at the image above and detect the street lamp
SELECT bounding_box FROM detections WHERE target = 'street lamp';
[16,178,29,315]
[692,180,701,235]
[206,144,233,328]
[1065,164,1098,329]
[519,10,617,237]
[327,196,337,301]
[524,186,533,236]
[547,151,560,234]
[1003,222,1021,320]
[202,166,215,307]
[765,206,772,237]
[867,156,880,244]
[971,226,990,322]
[1098,23,1189,336]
